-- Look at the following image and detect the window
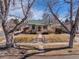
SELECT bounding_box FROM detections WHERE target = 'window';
[43,26,47,29]
[38,26,41,31]
[32,25,35,30]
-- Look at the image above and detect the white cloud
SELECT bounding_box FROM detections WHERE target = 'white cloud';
[31,8,44,20]
[9,1,44,20]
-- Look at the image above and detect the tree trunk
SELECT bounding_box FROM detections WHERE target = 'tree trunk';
[5,33,14,48]
[2,22,14,48]
[69,29,75,48]
[69,33,74,48]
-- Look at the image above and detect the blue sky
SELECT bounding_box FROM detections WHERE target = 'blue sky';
[9,0,79,20]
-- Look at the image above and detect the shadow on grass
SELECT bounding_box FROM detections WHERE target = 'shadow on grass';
[0,46,9,50]
[20,46,70,59]
[0,45,14,50]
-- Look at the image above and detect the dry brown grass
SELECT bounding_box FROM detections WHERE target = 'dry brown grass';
[14,34,69,43]
[44,34,69,42]
[0,37,4,42]
[0,34,69,43]
[14,34,37,43]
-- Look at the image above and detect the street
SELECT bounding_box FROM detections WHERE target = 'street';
[27,55,79,59]
[0,55,79,59]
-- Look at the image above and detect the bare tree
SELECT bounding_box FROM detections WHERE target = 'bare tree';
[47,0,79,48]
[42,10,51,24]
[0,0,35,48]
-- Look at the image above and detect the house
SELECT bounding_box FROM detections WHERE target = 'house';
[18,19,62,34]
[21,20,50,34]
[8,18,70,34]
[7,16,79,34]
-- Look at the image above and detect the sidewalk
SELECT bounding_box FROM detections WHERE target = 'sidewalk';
[16,42,79,47]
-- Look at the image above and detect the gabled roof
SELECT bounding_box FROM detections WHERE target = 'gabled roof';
[27,20,47,25]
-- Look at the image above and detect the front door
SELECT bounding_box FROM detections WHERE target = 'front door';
[38,26,41,32]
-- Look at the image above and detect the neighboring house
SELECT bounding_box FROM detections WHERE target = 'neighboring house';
[61,21,71,33]
[61,20,79,34]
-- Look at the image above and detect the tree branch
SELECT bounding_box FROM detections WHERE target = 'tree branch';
[70,0,73,30]
[64,0,70,3]
[0,0,10,21]
[0,0,10,26]
[73,6,79,33]
[8,0,35,33]
[48,3,70,33]
[20,0,26,16]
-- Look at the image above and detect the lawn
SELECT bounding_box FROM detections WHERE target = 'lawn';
[14,34,70,43]
[0,37,4,42]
